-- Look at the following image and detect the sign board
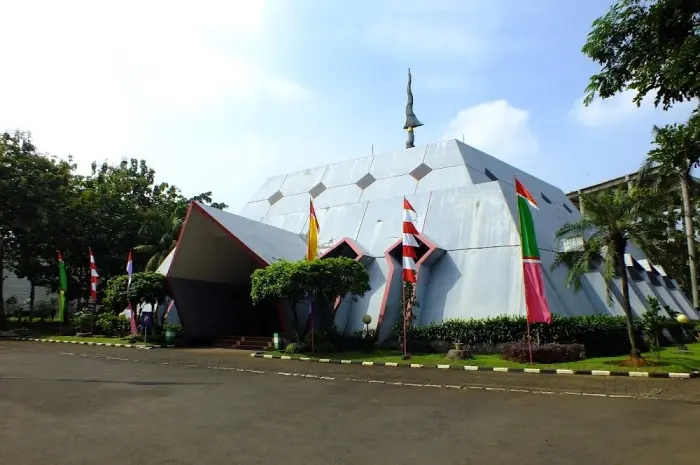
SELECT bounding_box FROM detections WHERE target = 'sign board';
[142,313,154,328]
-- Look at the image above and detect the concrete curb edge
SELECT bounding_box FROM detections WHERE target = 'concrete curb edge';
[249,353,700,379]
[11,337,176,350]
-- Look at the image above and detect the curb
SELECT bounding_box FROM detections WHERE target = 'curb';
[249,353,700,379]
[11,337,176,350]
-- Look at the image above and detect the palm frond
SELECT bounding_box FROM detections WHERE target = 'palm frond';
[133,244,158,255]
[145,253,162,272]
[555,219,595,239]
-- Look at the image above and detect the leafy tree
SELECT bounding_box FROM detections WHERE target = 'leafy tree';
[642,296,666,359]
[0,129,228,326]
[251,260,306,341]
[641,113,700,307]
[134,203,187,271]
[0,131,73,327]
[102,272,168,327]
[102,275,129,314]
[250,258,371,341]
[552,187,659,358]
[134,191,227,271]
[303,258,371,332]
[633,188,691,290]
[128,271,168,310]
[583,0,700,109]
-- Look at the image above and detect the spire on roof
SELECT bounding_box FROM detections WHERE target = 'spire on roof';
[403,68,423,149]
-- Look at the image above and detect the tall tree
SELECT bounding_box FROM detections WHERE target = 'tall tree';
[641,113,700,307]
[633,188,691,289]
[552,187,659,358]
[0,131,72,327]
[583,0,700,110]
[134,191,227,271]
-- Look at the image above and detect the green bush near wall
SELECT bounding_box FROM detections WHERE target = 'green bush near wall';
[392,315,691,357]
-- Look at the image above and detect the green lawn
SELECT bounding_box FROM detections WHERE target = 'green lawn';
[277,343,700,374]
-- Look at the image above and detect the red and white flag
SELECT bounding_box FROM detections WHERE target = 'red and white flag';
[402,198,419,283]
[88,248,99,301]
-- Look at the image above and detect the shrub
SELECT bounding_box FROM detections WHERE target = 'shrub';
[95,312,120,336]
[501,342,585,364]
[71,310,94,332]
[116,315,131,335]
[163,323,182,334]
[333,329,377,352]
[284,342,307,354]
[394,314,648,357]
[642,297,665,358]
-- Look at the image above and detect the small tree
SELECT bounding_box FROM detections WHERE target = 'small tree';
[129,272,168,310]
[250,258,371,342]
[304,258,371,333]
[251,260,306,342]
[102,272,168,327]
[103,275,128,314]
[642,296,666,360]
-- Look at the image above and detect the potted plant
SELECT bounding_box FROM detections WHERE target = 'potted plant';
[163,323,181,344]
[454,339,465,351]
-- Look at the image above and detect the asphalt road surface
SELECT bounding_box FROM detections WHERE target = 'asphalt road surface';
[1,342,699,465]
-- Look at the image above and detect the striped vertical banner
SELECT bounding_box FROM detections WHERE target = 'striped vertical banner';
[402,198,418,283]
[401,198,419,357]
[88,248,99,302]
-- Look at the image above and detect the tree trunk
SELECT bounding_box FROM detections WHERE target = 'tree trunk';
[680,177,699,309]
[288,300,300,343]
[29,282,36,321]
[0,238,5,330]
[617,251,639,358]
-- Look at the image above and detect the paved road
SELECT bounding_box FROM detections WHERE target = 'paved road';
[1,342,699,464]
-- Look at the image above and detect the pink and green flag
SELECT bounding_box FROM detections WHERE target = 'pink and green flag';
[515,177,552,324]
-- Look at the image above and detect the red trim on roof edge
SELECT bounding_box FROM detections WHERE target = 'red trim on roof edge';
[313,237,369,326]
[166,202,288,337]
[166,201,195,280]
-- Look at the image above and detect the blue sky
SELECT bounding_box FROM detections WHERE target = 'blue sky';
[1,0,695,210]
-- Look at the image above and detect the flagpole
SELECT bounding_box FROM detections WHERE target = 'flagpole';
[526,318,534,365]
[310,298,315,353]
[59,292,63,336]
[402,283,408,358]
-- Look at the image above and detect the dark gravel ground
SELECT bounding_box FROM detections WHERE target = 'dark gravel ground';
[1,341,699,465]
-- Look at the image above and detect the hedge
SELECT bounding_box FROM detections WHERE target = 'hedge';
[392,315,691,357]
[502,342,586,364]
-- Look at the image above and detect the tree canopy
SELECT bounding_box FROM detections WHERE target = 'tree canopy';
[251,258,371,341]
[583,0,700,109]
[552,187,660,356]
[0,130,226,328]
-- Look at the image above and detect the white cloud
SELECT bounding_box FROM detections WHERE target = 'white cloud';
[443,100,539,163]
[569,89,695,127]
[0,0,308,173]
[570,90,650,127]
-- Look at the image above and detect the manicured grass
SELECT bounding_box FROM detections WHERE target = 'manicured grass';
[46,335,134,344]
[277,343,700,373]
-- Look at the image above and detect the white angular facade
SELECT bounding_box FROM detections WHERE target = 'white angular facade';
[165,139,698,341]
